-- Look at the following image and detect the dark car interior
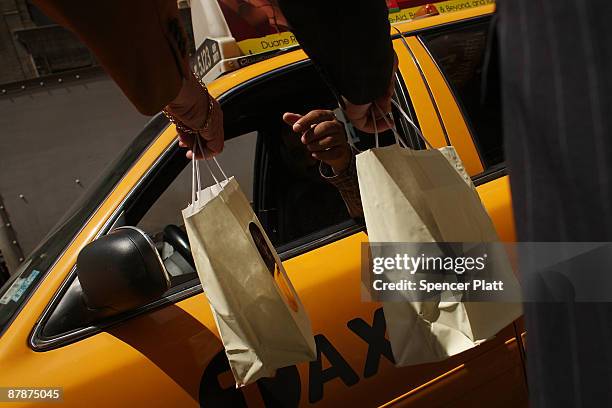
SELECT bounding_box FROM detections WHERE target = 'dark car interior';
[420,19,503,168]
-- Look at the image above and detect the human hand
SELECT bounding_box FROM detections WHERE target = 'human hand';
[283,110,351,174]
[165,73,224,159]
[342,52,398,133]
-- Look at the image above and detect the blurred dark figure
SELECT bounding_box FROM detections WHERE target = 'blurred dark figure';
[498,1,612,406]
[218,0,289,41]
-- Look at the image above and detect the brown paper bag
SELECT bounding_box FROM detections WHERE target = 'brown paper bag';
[183,155,316,386]
[356,103,521,366]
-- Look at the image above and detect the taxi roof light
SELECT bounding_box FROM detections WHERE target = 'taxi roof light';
[413,4,441,19]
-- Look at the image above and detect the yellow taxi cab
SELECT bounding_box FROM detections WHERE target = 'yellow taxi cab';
[0,3,528,407]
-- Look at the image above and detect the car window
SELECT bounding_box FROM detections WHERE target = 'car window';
[253,77,419,249]
[136,132,257,287]
[133,69,361,287]
[136,70,421,256]
[255,125,353,248]
[111,62,353,297]
[420,20,503,168]
[138,132,257,235]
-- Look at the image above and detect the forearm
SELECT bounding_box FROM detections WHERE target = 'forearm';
[320,154,364,219]
[32,0,188,115]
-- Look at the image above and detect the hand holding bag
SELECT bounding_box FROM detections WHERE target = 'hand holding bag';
[182,140,316,386]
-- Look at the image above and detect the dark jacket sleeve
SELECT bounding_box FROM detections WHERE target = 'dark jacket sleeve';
[278,0,394,105]
[32,0,189,115]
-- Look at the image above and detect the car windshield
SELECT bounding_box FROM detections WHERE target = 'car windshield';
[0,114,169,336]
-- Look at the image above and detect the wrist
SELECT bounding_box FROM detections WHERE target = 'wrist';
[331,163,349,175]
[330,152,351,175]
[164,73,213,132]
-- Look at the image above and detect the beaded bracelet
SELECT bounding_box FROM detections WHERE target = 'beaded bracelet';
[162,73,214,135]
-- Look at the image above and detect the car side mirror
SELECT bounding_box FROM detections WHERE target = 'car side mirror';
[76,227,170,318]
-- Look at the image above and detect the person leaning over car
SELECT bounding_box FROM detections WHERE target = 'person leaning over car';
[32,0,397,158]
[283,109,363,219]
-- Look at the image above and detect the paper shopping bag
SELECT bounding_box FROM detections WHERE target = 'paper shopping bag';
[182,157,316,386]
[356,103,521,366]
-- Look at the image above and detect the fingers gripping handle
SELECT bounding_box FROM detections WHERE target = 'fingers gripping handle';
[373,101,433,150]
[343,98,431,151]
[372,105,407,149]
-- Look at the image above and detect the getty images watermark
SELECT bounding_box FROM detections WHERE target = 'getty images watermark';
[361,242,612,303]
[372,251,503,290]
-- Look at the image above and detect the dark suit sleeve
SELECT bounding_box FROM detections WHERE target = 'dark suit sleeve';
[32,0,188,115]
[278,0,394,105]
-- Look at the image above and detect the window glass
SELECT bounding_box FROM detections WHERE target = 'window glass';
[256,90,418,248]
[138,133,257,237]
[256,123,353,247]
[137,133,257,287]
[420,20,503,168]
[134,62,369,287]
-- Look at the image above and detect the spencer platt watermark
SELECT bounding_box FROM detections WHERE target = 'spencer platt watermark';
[372,275,504,293]
[372,252,504,292]
[369,247,505,300]
[371,252,504,292]
[362,242,612,303]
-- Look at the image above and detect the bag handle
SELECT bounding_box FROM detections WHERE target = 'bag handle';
[345,26,434,151]
[372,106,409,149]
[191,136,229,205]
[372,100,433,150]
